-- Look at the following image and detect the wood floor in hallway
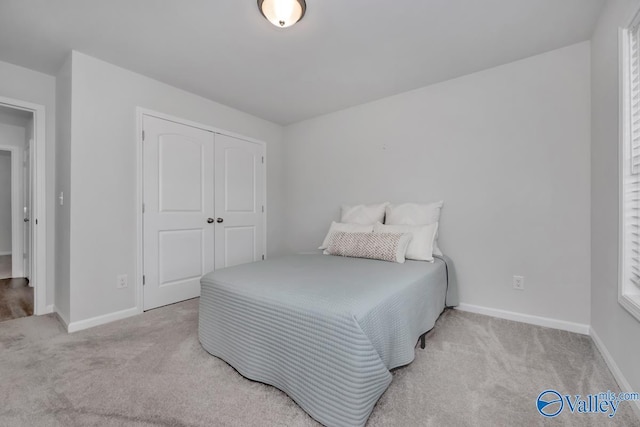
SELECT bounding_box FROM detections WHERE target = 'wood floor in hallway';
[0,277,32,322]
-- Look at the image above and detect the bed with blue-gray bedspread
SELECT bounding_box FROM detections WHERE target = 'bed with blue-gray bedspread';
[198,254,449,427]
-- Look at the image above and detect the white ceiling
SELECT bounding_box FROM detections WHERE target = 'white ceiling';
[0,0,604,125]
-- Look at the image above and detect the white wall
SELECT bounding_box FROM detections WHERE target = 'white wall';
[0,59,56,306]
[0,151,10,254]
[591,0,640,398]
[284,42,591,327]
[54,54,72,323]
[65,51,284,325]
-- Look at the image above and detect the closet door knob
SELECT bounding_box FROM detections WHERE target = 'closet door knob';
[207,218,214,224]
[216,218,224,223]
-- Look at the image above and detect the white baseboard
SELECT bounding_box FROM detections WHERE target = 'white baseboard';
[67,307,139,333]
[455,303,590,335]
[43,304,54,314]
[53,306,69,329]
[0,251,11,256]
[591,328,640,419]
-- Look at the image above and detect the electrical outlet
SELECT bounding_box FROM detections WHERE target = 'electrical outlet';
[116,274,128,289]
[513,275,525,290]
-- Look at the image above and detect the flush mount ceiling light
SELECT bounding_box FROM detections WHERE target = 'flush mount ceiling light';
[258,0,306,28]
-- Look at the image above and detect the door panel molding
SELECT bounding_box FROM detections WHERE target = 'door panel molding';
[222,225,257,267]
[223,147,256,213]
[158,135,204,212]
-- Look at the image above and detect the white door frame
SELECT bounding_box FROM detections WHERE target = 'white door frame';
[135,107,267,313]
[24,138,34,281]
[0,96,47,315]
[0,145,24,277]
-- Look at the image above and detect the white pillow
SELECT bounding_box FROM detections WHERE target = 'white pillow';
[325,231,412,263]
[385,201,444,256]
[385,201,443,225]
[432,242,443,257]
[319,221,374,250]
[373,222,438,262]
[341,202,389,225]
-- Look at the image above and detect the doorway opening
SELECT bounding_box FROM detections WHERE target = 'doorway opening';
[0,106,33,321]
[0,98,46,321]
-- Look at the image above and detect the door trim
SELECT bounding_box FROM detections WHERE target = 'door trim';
[0,96,47,315]
[135,107,267,313]
[0,145,24,278]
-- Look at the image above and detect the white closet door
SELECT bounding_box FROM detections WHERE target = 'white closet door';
[23,139,32,281]
[143,116,214,310]
[214,134,264,269]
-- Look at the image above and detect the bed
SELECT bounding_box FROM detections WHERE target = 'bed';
[198,254,450,427]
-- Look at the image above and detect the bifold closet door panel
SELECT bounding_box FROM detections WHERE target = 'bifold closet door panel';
[143,115,214,311]
[214,133,264,270]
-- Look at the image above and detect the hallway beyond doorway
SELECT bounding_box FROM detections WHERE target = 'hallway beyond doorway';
[0,276,32,322]
[0,254,10,279]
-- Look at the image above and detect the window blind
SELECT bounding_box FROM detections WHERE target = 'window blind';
[625,23,640,291]
[630,24,640,174]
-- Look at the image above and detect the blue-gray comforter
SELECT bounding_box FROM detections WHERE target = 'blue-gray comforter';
[199,254,447,426]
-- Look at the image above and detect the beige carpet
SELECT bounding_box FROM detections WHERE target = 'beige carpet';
[0,299,638,426]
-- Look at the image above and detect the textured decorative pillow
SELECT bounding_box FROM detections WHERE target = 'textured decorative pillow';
[385,201,444,256]
[325,231,412,263]
[340,202,389,225]
[373,222,438,262]
[318,221,374,250]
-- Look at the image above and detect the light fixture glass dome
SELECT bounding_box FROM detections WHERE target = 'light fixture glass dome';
[258,0,306,28]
